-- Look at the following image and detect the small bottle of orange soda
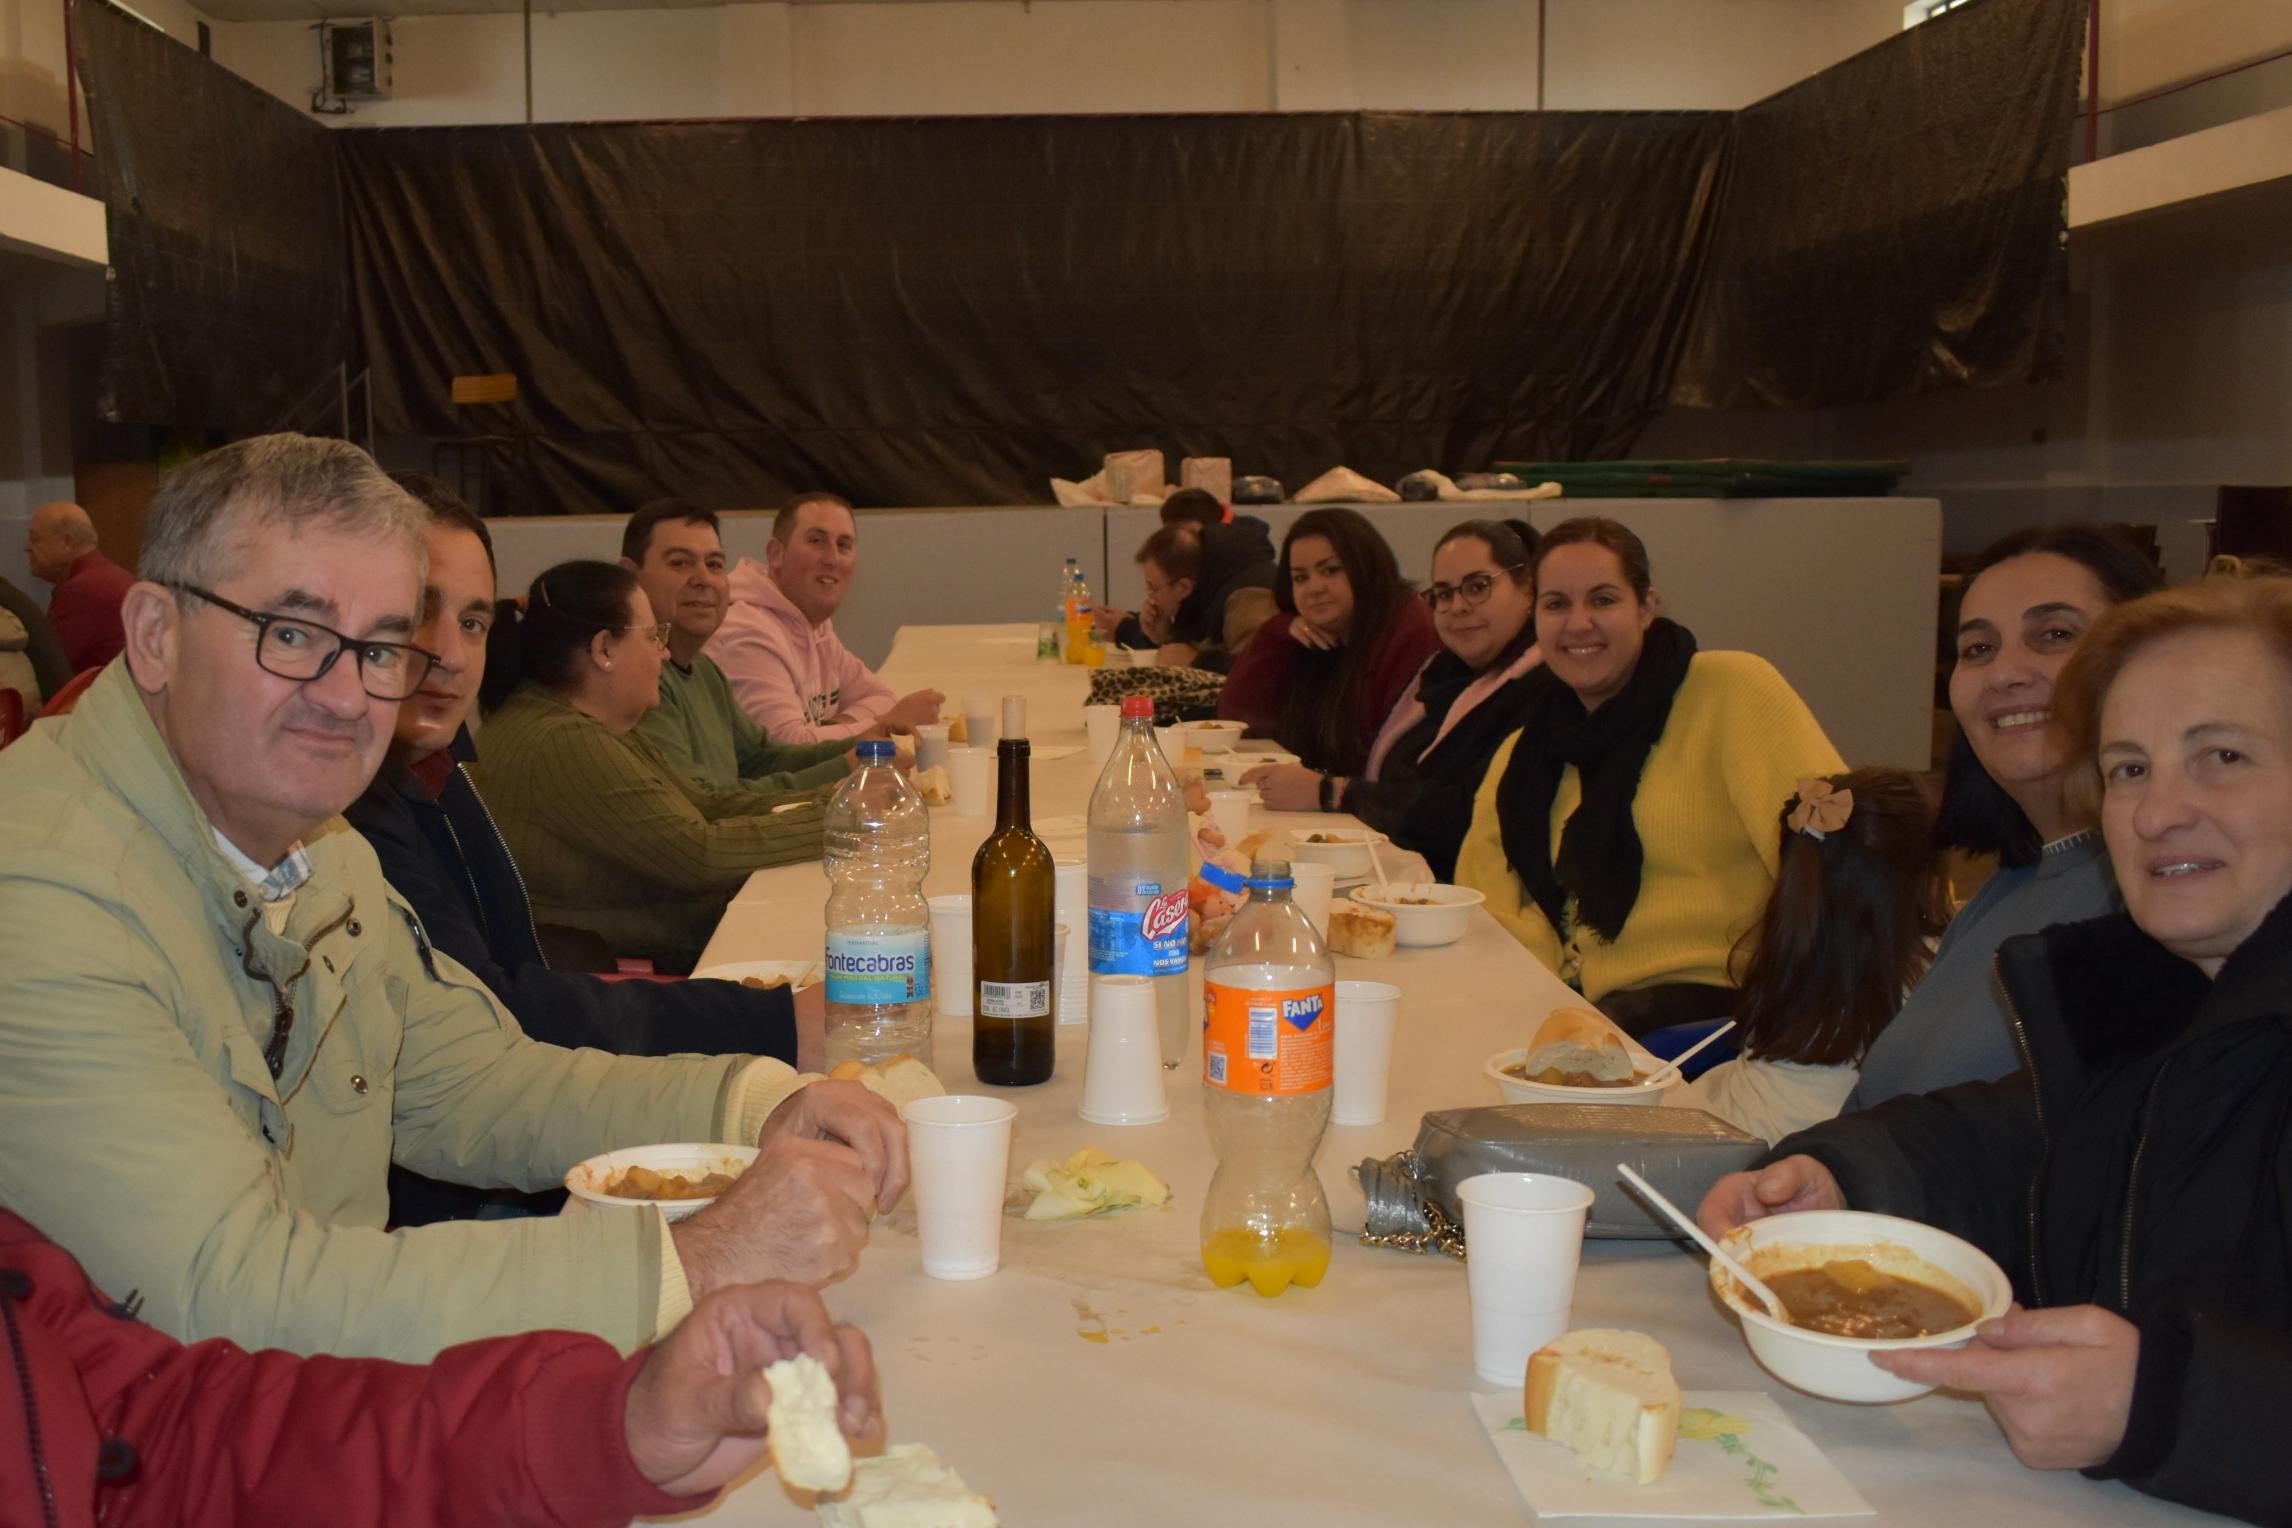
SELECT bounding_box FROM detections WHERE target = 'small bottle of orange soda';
[1199,857,1335,1297]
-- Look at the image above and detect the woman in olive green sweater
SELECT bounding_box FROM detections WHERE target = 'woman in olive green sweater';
[472,560,831,972]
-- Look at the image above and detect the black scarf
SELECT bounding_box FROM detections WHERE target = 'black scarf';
[1496,617,1697,942]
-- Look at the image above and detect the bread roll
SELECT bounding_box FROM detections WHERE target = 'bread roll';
[911,765,954,805]
[817,1444,999,1528]
[1524,1329,1681,1484]
[1523,1006,1632,1083]
[1325,903,1396,959]
[765,1353,853,1492]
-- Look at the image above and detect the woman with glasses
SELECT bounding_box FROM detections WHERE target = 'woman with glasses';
[1217,507,1443,784]
[470,560,831,973]
[1242,519,1542,880]
[1454,517,1843,1035]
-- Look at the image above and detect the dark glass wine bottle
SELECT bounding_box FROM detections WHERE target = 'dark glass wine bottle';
[972,737,1057,1085]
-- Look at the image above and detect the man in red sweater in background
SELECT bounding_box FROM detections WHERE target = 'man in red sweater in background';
[0,1210,879,1526]
[26,502,134,673]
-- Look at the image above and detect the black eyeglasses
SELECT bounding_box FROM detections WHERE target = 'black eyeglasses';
[172,584,440,701]
[1422,568,1522,612]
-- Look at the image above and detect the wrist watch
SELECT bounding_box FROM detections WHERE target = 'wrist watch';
[1319,773,1341,812]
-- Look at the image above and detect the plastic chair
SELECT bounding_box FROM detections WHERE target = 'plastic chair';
[1638,1017,1738,1081]
[37,667,99,719]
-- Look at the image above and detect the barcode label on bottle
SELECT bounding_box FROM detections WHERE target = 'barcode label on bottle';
[1207,1051,1228,1085]
[1248,1003,1278,1060]
[978,980,1050,1019]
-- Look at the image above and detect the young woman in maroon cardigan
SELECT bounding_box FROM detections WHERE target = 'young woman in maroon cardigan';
[1218,508,1441,788]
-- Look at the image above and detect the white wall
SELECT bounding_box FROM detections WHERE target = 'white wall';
[0,0,210,140]
[212,0,1920,128]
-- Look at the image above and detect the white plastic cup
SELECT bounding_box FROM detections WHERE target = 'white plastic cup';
[914,721,952,774]
[1079,975,1170,1125]
[929,894,974,1018]
[903,1094,1018,1280]
[1206,789,1254,849]
[1054,858,1089,1025]
[1332,979,1401,1126]
[1154,724,1184,767]
[962,695,999,750]
[1083,704,1122,764]
[1455,1173,1596,1384]
[1051,921,1069,1025]
[1290,861,1337,935]
[947,746,991,817]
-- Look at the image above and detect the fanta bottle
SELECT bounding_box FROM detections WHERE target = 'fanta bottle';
[1199,857,1334,1297]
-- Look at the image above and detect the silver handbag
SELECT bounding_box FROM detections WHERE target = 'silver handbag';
[1354,1104,1763,1257]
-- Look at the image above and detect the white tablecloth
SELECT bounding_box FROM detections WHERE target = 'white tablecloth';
[672,625,2208,1527]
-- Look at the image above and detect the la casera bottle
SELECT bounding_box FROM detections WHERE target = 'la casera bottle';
[972,733,1057,1085]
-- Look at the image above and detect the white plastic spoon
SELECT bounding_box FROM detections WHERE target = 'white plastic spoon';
[1615,1161,1790,1322]
[1637,1020,1738,1091]
[1363,837,1394,900]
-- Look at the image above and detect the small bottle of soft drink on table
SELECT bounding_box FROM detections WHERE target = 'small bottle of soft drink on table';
[1199,857,1335,1297]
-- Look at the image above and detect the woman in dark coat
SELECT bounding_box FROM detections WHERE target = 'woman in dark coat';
[1699,572,2292,1527]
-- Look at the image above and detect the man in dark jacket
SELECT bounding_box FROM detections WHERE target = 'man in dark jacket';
[0,1207,879,1528]
[1699,897,2292,1526]
[349,476,817,1222]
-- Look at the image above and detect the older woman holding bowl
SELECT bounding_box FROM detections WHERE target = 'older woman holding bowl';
[1698,572,2292,1525]
[1453,517,1842,1035]
[1245,518,1543,881]
[473,560,833,973]
[1850,526,2163,1105]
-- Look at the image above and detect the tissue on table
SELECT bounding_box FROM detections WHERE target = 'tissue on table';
[1021,1148,1170,1220]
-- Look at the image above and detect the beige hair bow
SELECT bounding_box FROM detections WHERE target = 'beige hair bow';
[1787,778,1853,840]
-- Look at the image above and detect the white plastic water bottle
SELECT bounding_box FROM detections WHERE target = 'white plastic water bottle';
[823,739,934,1068]
[1087,694,1192,1067]
[1044,558,1079,660]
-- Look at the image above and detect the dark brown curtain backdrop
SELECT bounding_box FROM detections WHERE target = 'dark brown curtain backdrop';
[73,0,349,434]
[73,0,2084,511]
[1671,0,2085,409]
[339,112,1730,514]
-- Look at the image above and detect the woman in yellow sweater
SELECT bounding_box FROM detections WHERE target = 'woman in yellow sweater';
[1455,518,1843,1034]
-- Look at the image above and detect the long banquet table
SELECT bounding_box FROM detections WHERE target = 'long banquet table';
[673,624,2212,1527]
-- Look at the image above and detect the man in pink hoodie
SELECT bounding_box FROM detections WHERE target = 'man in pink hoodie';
[708,492,945,744]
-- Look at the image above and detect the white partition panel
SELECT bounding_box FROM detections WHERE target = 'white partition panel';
[1106,497,1939,769]
[485,497,1933,766]
[485,504,1107,671]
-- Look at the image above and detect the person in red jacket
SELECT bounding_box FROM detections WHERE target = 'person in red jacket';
[1218,507,1442,790]
[25,502,133,674]
[0,1210,879,1528]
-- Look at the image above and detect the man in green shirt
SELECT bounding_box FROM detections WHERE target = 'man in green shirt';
[624,499,853,798]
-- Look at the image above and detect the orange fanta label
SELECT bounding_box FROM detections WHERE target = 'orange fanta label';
[1203,980,1335,1096]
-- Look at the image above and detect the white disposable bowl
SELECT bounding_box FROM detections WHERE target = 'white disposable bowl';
[1283,828,1390,880]
[1484,1047,1668,1107]
[1347,882,1484,947]
[1173,718,1248,753]
[564,1143,758,1222]
[1712,1209,2013,1404]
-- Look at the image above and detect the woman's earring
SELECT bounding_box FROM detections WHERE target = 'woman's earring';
[602,659,615,671]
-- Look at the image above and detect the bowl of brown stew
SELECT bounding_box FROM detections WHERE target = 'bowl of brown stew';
[564,1143,759,1222]
[1710,1209,2013,1403]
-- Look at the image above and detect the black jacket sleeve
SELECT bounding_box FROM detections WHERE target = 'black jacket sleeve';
[355,789,797,1064]
[2092,1304,2292,1525]
[1765,1074,2044,1296]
